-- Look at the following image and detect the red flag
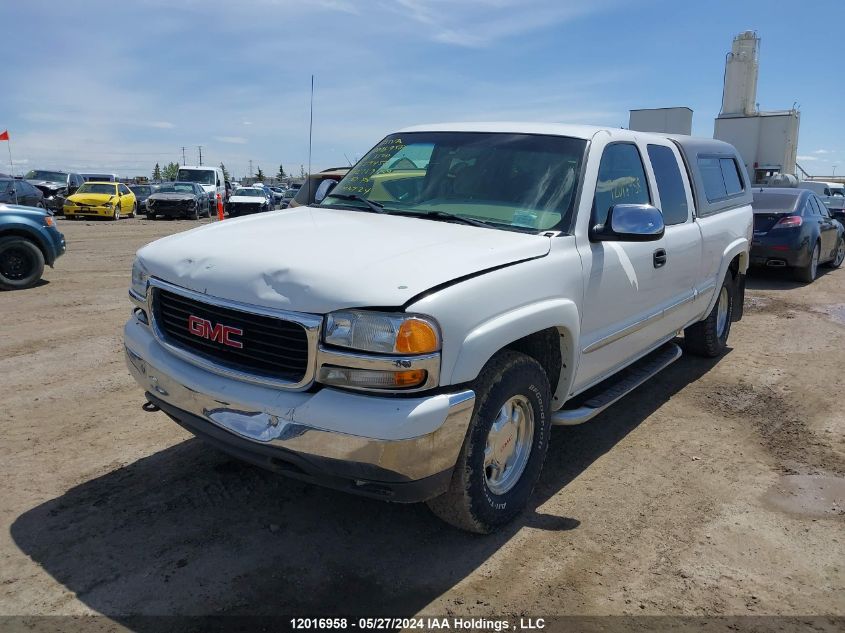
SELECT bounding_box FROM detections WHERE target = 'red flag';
[0,130,8,141]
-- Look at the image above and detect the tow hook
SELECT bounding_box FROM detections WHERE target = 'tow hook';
[142,401,161,412]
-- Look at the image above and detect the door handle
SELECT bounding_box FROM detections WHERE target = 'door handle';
[653,248,667,268]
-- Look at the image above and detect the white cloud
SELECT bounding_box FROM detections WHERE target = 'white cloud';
[148,121,175,129]
[213,136,248,144]
[797,155,818,161]
[813,149,830,154]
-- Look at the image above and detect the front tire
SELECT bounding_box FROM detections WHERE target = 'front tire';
[427,351,551,533]
[0,236,45,290]
[685,274,734,357]
[112,206,121,221]
[794,241,820,283]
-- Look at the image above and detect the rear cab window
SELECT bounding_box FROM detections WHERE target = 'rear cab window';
[647,144,690,225]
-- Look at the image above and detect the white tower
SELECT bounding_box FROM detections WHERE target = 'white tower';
[721,31,760,116]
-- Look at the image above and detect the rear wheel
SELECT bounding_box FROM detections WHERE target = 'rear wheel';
[794,241,820,283]
[129,202,137,218]
[427,351,551,533]
[0,236,45,290]
[825,237,844,269]
[685,274,734,357]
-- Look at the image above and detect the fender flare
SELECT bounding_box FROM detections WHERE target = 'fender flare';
[702,237,749,317]
[448,297,581,404]
[0,222,54,265]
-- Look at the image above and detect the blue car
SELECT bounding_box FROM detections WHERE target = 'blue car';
[0,203,66,289]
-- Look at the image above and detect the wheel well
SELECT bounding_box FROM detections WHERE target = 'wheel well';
[729,253,742,278]
[0,230,49,264]
[503,327,562,394]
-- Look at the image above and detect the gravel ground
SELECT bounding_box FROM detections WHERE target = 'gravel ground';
[0,216,842,624]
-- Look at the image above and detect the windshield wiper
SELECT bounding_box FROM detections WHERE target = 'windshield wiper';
[391,210,491,228]
[326,193,386,214]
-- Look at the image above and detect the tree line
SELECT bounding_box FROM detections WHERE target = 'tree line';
[152,162,307,182]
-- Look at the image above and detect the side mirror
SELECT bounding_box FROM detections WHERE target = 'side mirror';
[590,204,665,242]
[315,179,338,203]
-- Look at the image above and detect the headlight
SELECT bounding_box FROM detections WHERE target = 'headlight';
[104,202,113,208]
[324,310,440,355]
[64,199,75,207]
[130,258,149,297]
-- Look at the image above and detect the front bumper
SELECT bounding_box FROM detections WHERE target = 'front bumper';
[64,205,113,217]
[124,318,475,502]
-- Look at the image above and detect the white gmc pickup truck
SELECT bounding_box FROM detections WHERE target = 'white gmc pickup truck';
[125,123,753,533]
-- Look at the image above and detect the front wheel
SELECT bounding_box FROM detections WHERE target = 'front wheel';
[0,236,45,290]
[427,351,551,533]
[112,206,121,221]
[684,274,734,357]
[794,241,820,283]
[825,237,844,269]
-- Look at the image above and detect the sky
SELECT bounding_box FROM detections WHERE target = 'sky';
[2,0,843,180]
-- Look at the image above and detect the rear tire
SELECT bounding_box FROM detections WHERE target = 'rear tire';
[794,241,820,283]
[684,274,734,357]
[825,237,844,269]
[129,202,137,218]
[427,351,551,534]
[0,236,45,290]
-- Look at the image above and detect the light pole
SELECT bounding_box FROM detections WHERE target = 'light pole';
[833,165,837,178]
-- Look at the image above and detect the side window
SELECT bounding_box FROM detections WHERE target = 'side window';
[823,188,831,196]
[804,198,819,216]
[593,143,650,225]
[814,197,830,217]
[646,144,689,225]
[698,156,745,201]
[698,157,727,201]
[720,158,744,195]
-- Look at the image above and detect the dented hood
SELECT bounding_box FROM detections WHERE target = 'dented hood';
[137,206,551,314]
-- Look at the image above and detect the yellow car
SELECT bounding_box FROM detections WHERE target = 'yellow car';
[63,182,137,220]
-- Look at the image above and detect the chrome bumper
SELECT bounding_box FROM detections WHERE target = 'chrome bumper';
[124,319,474,484]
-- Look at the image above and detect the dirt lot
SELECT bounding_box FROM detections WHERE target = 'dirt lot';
[0,217,843,624]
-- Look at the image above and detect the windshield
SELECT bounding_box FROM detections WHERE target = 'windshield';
[25,170,66,182]
[129,186,152,196]
[234,188,264,197]
[751,193,800,212]
[283,190,296,198]
[322,132,586,231]
[177,169,215,185]
[158,183,196,194]
[76,183,117,195]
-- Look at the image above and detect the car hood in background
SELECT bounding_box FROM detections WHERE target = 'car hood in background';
[148,193,197,201]
[67,194,114,206]
[229,195,266,204]
[138,206,551,314]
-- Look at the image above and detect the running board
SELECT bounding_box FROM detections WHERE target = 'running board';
[552,342,682,426]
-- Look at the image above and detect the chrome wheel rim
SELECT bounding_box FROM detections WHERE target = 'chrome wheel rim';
[835,241,845,267]
[484,395,534,495]
[114,208,120,220]
[716,286,729,338]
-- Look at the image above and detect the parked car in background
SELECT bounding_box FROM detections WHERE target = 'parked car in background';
[0,178,45,209]
[176,166,226,210]
[279,188,297,209]
[81,173,118,182]
[226,186,272,216]
[0,203,66,289]
[64,182,137,220]
[253,183,277,209]
[129,184,157,211]
[23,169,84,213]
[145,182,209,220]
[288,168,350,208]
[269,186,284,205]
[750,188,844,281]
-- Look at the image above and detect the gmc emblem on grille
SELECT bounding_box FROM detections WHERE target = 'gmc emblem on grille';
[187,315,243,349]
